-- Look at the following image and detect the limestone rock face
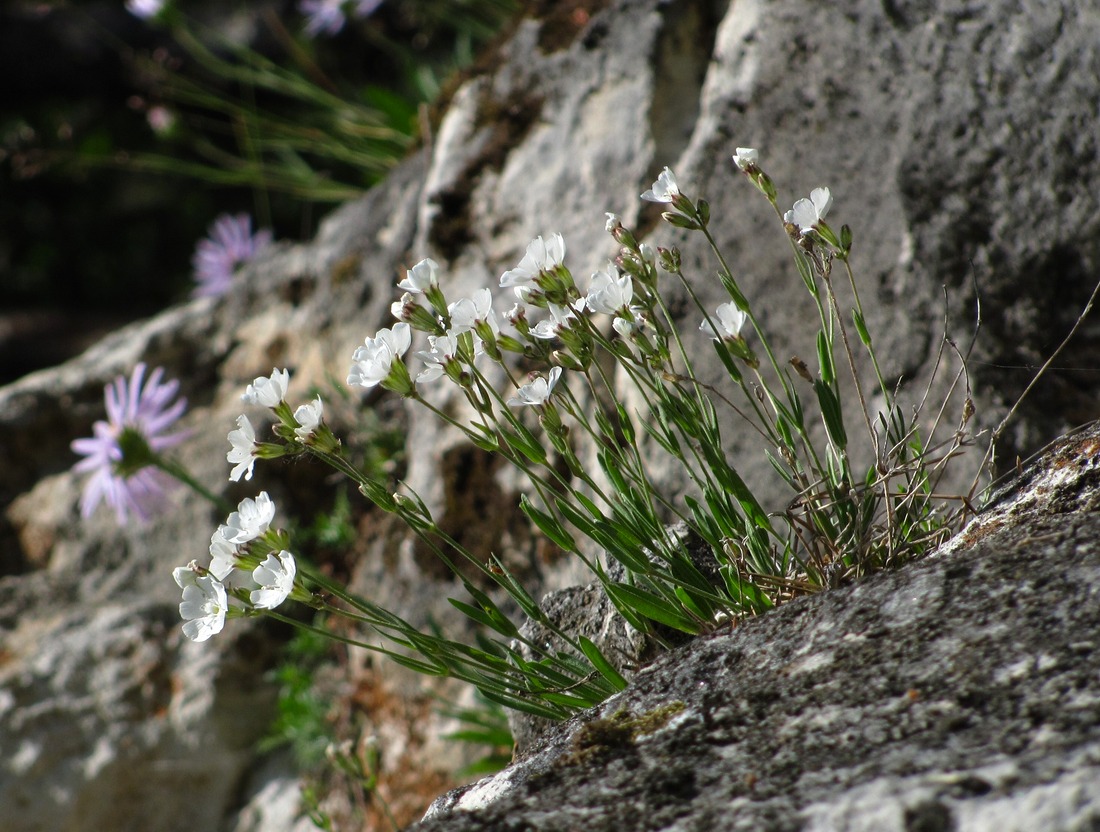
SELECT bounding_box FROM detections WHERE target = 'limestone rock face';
[1,0,1099,830]
[413,424,1100,832]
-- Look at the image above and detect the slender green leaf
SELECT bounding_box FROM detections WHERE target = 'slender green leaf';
[578,637,628,691]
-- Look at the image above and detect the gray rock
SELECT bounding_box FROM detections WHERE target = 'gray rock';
[413,422,1100,832]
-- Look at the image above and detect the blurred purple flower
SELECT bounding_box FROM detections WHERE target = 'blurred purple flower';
[299,0,383,38]
[126,0,166,20]
[191,214,272,299]
[71,363,189,525]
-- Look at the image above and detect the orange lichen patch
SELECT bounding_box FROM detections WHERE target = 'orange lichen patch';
[532,0,612,53]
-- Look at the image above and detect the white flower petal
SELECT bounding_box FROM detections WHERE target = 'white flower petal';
[250,550,297,609]
[293,397,324,442]
[227,414,257,482]
[243,368,290,408]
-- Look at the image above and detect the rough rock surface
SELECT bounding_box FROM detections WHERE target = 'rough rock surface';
[1,0,1099,830]
[413,424,1100,832]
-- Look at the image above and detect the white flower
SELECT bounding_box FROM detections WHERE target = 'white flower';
[499,234,566,289]
[641,166,680,203]
[250,550,297,609]
[208,527,238,581]
[783,187,832,235]
[174,566,228,642]
[243,368,290,408]
[448,288,498,335]
[605,213,620,232]
[613,316,635,338]
[508,367,563,406]
[397,258,439,294]
[227,414,258,482]
[583,264,633,315]
[347,323,412,388]
[732,147,758,171]
[415,333,462,384]
[391,291,416,322]
[293,397,324,442]
[701,302,748,341]
[223,492,276,545]
[530,304,578,340]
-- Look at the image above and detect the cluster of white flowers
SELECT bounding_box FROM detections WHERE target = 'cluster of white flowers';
[172,367,331,641]
[173,491,297,642]
[167,146,839,647]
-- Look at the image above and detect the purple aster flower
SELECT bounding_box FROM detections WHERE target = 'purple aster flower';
[191,213,272,299]
[299,0,382,38]
[299,0,348,37]
[71,363,190,525]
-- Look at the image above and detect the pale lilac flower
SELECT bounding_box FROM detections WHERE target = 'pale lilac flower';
[500,234,566,289]
[397,258,440,294]
[300,0,382,37]
[508,367,563,406]
[299,0,347,36]
[71,363,188,525]
[701,302,748,341]
[127,0,166,19]
[191,213,272,299]
[448,288,498,336]
[784,188,832,235]
[146,106,176,135]
[174,565,228,642]
[251,551,297,609]
[582,264,633,315]
[641,167,680,203]
[227,415,258,482]
[293,397,324,442]
[223,492,276,545]
[347,323,412,389]
[208,528,239,581]
[242,368,290,408]
[732,147,758,171]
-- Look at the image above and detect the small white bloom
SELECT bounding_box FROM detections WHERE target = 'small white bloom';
[508,367,563,406]
[293,397,324,442]
[243,368,290,408]
[397,258,439,294]
[613,316,635,338]
[174,566,228,642]
[415,332,462,384]
[530,304,578,340]
[223,491,276,545]
[583,264,633,315]
[391,291,416,322]
[701,302,748,341]
[640,166,680,203]
[448,288,498,336]
[227,414,258,482]
[732,147,758,171]
[499,234,566,289]
[208,527,238,581]
[605,213,620,232]
[347,323,412,389]
[783,187,832,235]
[250,550,297,609]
